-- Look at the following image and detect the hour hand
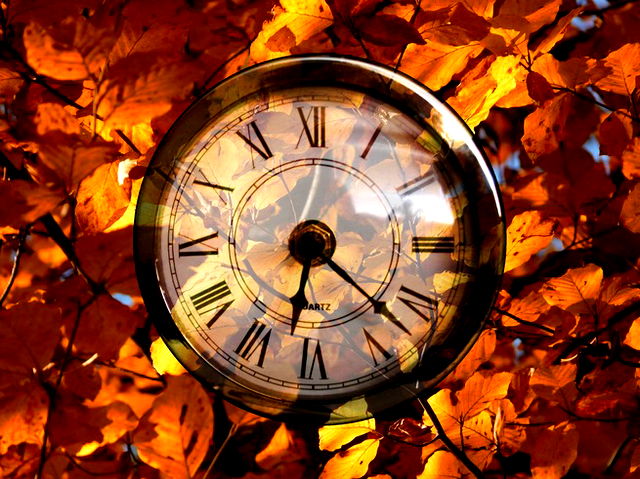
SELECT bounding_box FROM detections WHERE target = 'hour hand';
[289,260,311,335]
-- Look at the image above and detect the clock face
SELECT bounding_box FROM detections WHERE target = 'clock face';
[135,56,505,423]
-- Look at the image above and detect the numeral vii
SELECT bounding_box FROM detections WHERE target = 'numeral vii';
[297,106,326,148]
[412,236,454,253]
[190,281,233,328]
[236,121,273,160]
[299,338,328,380]
[363,329,392,366]
[234,320,271,368]
[397,285,438,323]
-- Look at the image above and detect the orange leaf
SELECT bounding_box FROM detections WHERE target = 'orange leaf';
[622,138,640,180]
[251,0,333,62]
[599,112,633,158]
[35,103,81,135]
[76,161,132,234]
[134,375,213,479]
[505,210,555,272]
[256,423,306,470]
[38,133,120,192]
[0,180,63,228]
[74,294,144,360]
[540,264,603,315]
[319,437,380,479]
[0,381,49,454]
[400,41,484,91]
[355,14,424,47]
[95,54,198,131]
[624,319,640,350]
[524,422,578,479]
[418,450,465,478]
[595,43,640,95]
[448,55,520,129]
[621,183,640,233]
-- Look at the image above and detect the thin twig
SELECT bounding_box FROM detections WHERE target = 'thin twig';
[552,85,640,123]
[200,38,256,94]
[4,43,142,154]
[420,399,487,479]
[492,307,555,334]
[0,227,28,307]
[201,423,238,479]
[36,297,96,479]
[583,0,640,16]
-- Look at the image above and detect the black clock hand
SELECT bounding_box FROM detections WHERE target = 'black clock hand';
[289,259,311,335]
[324,257,410,334]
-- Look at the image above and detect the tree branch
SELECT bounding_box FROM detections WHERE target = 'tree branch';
[0,227,28,308]
[421,399,487,479]
[492,307,555,334]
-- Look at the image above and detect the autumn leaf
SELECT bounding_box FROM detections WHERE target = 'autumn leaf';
[133,375,213,479]
[37,133,120,193]
[540,264,603,315]
[0,180,63,228]
[621,183,640,233]
[595,43,640,96]
[319,417,376,451]
[319,437,381,479]
[150,337,187,376]
[505,210,556,272]
[523,422,579,479]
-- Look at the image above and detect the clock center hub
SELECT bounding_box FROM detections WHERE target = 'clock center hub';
[288,220,336,266]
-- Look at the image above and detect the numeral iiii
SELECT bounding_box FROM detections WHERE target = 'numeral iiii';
[412,236,454,253]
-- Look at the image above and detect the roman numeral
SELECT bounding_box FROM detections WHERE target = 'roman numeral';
[412,236,455,253]
[396,171,436,196]
[363,329,392,366]
[179,232,219,256]
[190,281,233,328]
[299,338,328,380]
[236,121,273,160]
[361,123,383,159]
[397,285,438,323]
[234,320,271,368]
[297,106,326,148]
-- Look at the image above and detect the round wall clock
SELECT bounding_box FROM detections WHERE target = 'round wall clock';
[134,55,505,424]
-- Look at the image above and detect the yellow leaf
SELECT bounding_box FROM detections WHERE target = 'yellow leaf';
[505,210,555,272]
[540,264,603,315]
[624,319,640,350]
[250,0,333,62]
[448,55,520,129]
[256,423,306,470]
[150,338,187,376]
[400,41,484,91]
[595,43,640,95]
[320,437,380,479]
[133,375,213,479]
[418,450,465,478]
[319,418,376,452]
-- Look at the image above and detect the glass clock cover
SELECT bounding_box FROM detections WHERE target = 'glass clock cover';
[134,55,505,424]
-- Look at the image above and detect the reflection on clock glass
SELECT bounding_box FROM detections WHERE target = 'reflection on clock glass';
[153,86,471,401]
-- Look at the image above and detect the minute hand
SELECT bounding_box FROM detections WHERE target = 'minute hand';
[323,257,410,334]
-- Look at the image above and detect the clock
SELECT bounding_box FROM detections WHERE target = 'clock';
[134,55,505,424]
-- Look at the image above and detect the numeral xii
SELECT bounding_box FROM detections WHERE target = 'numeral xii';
[297,106,326,148]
